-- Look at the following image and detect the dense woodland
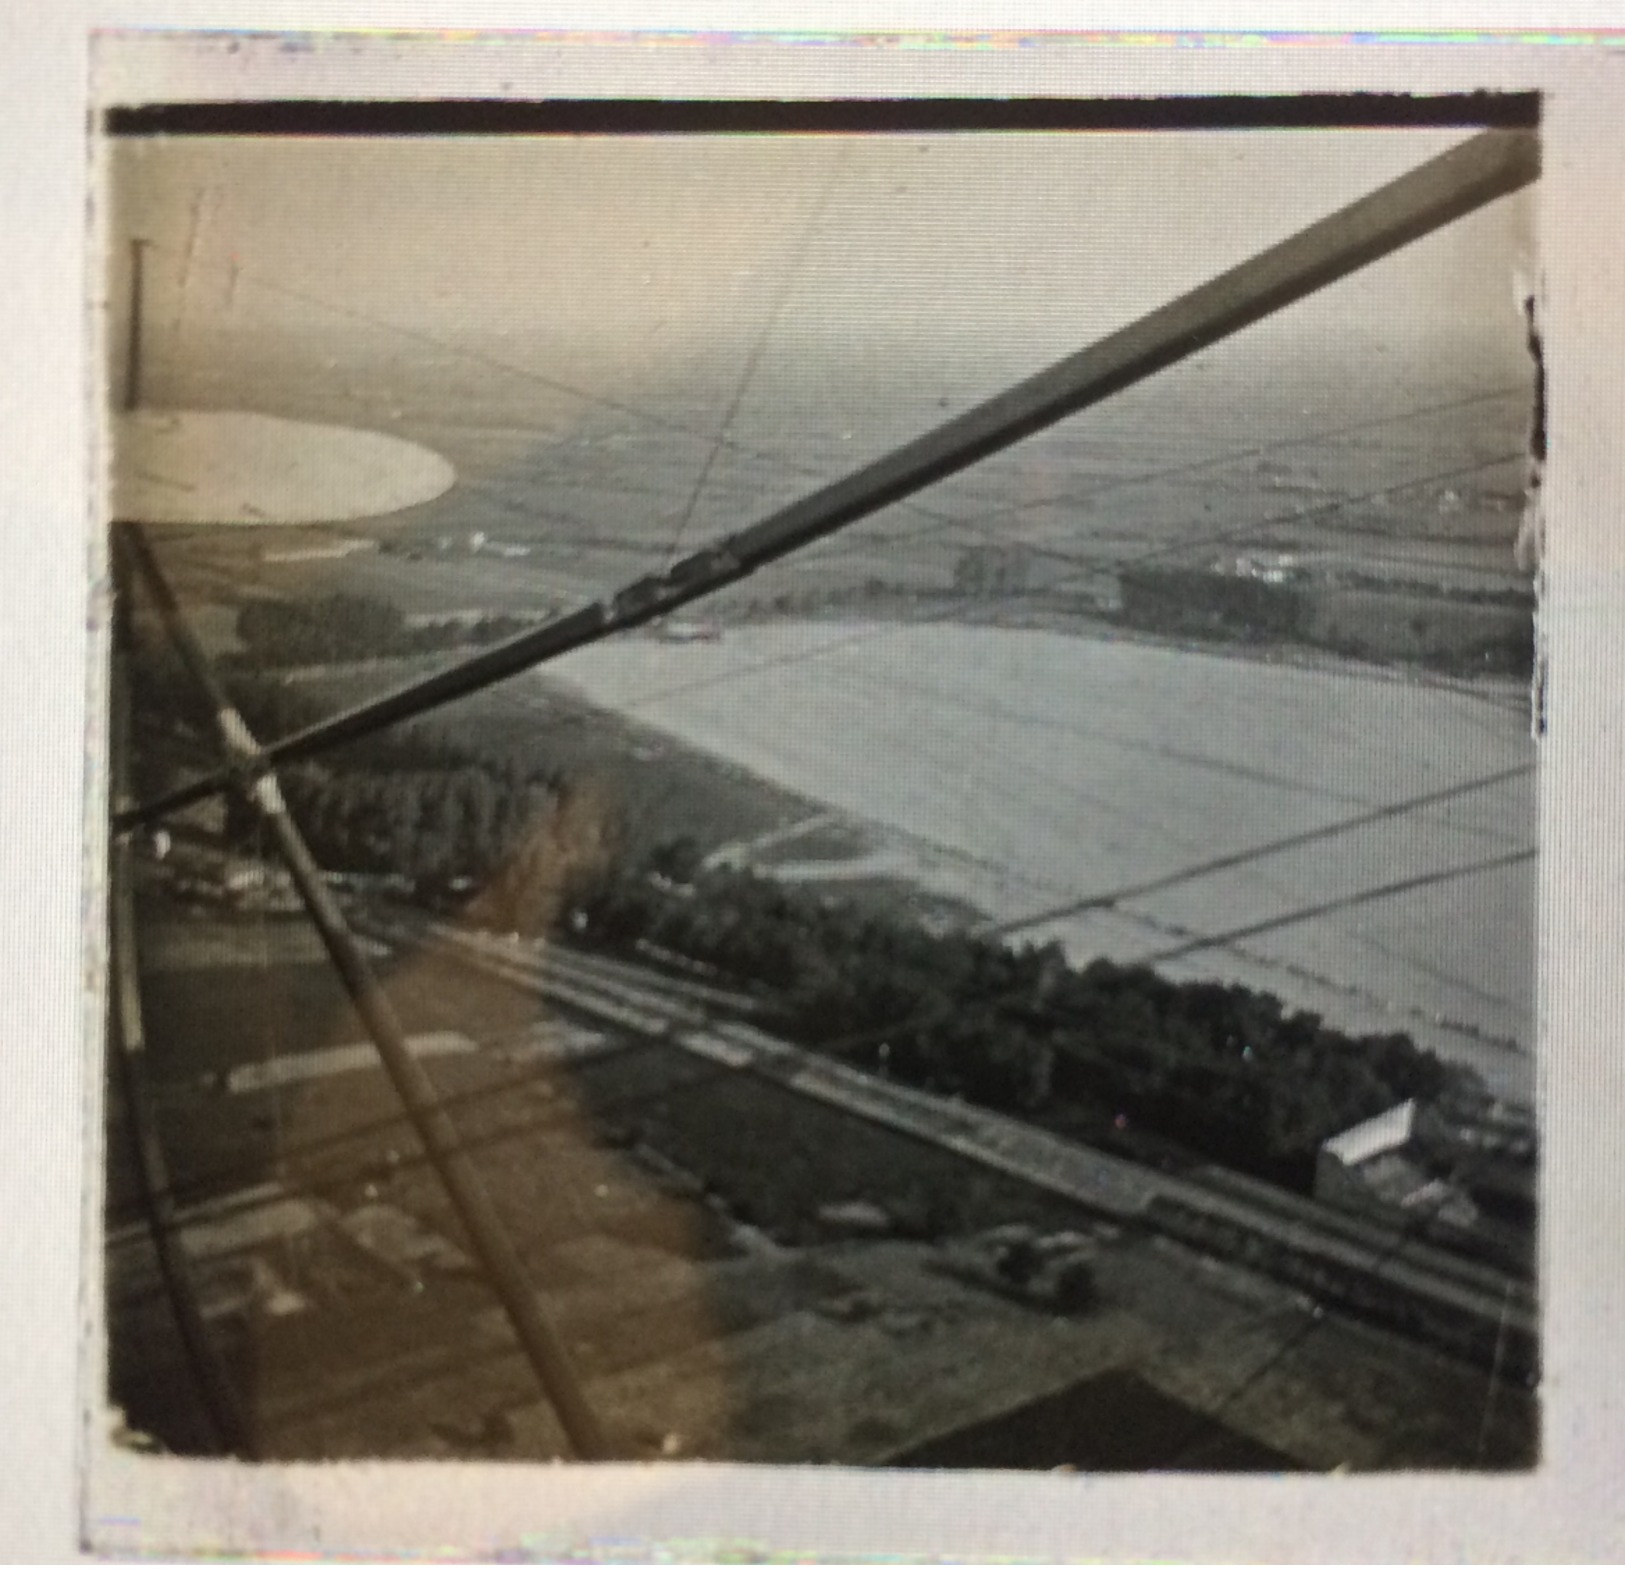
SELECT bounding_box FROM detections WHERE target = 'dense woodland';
[219,674,613,932]
[132,646,1462,1191]
[572,852,1460,1189]
[132,651,601,926]
[228,593,535,668]
[1117,564,1535,678]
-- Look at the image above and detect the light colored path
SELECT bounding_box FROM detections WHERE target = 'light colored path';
[701,810,844,871]
[225,1030,475,1093]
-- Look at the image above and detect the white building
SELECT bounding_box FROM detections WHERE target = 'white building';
[1314,1099,1479,1230]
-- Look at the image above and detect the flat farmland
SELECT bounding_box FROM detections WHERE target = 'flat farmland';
[540,620,1536,1103]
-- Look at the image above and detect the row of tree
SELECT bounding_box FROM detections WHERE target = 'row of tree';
[1118,564,1534,679]
[242,761,541,887]
[231,592,535,668]
[569,854,1462,1189]
[119,653,602,921]
[229,673,621,932]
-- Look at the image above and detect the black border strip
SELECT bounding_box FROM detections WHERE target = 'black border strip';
[103,93,1540,138]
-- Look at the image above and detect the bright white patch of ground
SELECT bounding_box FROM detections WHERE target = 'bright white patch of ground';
[543,620,1536,1103]
[701,811,845,871]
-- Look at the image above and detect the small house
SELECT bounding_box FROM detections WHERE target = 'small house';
[1314,1100,1478,1229]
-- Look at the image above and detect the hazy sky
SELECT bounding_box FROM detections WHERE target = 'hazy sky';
[109,130,1535,416]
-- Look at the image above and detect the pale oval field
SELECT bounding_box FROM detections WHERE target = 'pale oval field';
[543,621,1536,1104]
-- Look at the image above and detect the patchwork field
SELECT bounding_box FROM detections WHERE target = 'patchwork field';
[539,620,1537,1103]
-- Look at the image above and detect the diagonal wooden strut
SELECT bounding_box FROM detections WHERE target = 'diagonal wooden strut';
[116,127,1537,833]
[115,524,612,1461]
[107,571,253,1457]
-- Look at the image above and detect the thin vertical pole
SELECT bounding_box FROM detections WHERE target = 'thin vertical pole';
[1475,1278,1515,1461]
[107,556,254,1456]
[124,238,147,413]
[117,525,612,1460]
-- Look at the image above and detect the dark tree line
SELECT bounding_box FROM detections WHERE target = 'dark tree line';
[225,676,515,781]
[1117,564,1534,679]
[236,758,542,890]
[570,854,1462,1190]
[231,592,535,668]
[132,650,614,924]
[250,679,616,929]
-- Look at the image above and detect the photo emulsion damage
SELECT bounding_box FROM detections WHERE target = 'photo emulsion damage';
[100,106,1541,1472]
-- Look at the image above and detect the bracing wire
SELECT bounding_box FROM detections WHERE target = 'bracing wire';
[660,145,848,573]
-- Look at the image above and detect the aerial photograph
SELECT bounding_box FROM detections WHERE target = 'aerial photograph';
[101,110,1541,1471]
